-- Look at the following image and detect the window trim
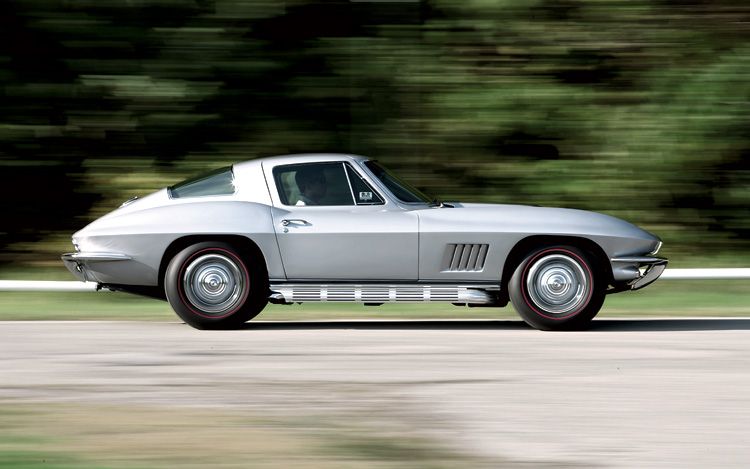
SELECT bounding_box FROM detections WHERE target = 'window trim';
[344,162,385,206]
[341,163,357,205]
[272,161,356,207]
[168,166,236,199]
[270,161,388,208]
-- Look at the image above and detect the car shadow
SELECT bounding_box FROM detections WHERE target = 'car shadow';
[242,319,532,331]
[588,318,750,332]
[240,318,750,332]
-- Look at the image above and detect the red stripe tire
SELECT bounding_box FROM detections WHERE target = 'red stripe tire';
[508,245,605,331]
[165,241,267,329]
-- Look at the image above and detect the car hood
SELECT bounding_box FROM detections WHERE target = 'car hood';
[421,202,659,242]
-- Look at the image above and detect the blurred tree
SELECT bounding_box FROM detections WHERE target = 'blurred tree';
[0,0,748,264]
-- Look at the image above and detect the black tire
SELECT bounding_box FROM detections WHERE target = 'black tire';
[508,245,605,331]
[164,241,267,329]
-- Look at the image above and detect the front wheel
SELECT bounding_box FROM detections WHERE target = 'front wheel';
[165,242,267,329]
[509,246,605,330]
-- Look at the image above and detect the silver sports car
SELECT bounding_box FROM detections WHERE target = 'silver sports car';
[62,153,667,330]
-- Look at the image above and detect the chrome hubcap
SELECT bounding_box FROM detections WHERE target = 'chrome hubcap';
[526,254,589,315]
[183,254,245,315]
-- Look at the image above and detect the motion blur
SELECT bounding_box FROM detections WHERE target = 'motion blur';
[1,1,748,265]
[1,3,750,467]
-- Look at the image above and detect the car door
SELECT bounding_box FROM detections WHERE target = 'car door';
[264,160,419,281]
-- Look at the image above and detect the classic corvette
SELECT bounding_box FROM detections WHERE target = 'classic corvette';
[62,153,667,330]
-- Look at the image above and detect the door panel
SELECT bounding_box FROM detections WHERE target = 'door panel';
[263,159,418,281]
[271,206,418,280]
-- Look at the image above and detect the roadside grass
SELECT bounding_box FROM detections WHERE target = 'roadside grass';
[0,280,747,321]
[602,280,750,316]
[0,404,516,469]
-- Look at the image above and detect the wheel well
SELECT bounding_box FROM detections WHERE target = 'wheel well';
[158,235,268,290]
[500,235,612,293]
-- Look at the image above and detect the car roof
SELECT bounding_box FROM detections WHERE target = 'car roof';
[234,153,368,172]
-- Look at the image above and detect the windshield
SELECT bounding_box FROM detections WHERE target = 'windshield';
[363,161,432,204]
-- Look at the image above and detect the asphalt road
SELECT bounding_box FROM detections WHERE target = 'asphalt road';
[1,319,749,467]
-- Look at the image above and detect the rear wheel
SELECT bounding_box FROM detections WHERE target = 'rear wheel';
[509,246,605,330]
[165,241,267,329]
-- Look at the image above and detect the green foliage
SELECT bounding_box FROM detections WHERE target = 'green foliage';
[0,451,107,469]
[1,0,748,263]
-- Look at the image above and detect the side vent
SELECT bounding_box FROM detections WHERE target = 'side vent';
[443,244,489,272]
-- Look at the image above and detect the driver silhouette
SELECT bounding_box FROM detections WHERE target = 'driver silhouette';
[295,167,327,205]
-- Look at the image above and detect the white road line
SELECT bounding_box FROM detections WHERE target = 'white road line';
[660,268,750,280]
[0,280,98,292]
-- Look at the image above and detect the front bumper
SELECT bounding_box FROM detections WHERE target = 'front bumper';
[610,256,669,291]
[61,252,132,283]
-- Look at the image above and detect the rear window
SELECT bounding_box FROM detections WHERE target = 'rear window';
[169,167,235,198]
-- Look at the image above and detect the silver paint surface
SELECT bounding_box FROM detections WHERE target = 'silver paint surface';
[63,153,663,291]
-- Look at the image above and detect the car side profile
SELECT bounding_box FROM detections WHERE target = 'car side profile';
[62,154,667,330]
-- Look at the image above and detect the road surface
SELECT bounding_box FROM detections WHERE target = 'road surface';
[1,319,749,467]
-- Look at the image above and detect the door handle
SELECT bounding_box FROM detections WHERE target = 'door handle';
[281,219,309,226]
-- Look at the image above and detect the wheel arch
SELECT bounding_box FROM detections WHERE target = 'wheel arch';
[500,235,613,294]
[158,235,269,290]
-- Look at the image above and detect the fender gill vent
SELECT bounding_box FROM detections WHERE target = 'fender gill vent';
[442,244,489,272]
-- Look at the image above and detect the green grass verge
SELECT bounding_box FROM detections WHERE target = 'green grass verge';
[0,280,747,321]
[0,404,522,469]
[0,450,110,469]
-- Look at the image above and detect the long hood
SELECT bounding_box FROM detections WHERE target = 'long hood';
[420,203,658,242]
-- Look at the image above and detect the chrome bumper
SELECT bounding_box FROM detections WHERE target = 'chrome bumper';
[611,257,668,291]
[61,252,132,282]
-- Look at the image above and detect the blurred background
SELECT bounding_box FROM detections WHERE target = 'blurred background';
[1,0,748,273]
[1,3,749,467]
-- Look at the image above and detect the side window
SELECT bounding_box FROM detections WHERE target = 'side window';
[345,164,384,205]
[273,162,354,206]
[169,167,234,198]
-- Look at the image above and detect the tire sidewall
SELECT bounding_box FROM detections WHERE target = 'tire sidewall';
[509,245,605,330]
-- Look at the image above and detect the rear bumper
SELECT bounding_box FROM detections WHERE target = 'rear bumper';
[610,256,669,291]
[61,252,132,283]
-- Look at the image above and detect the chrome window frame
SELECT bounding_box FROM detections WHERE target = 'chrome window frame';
[270,161,361,208]
[343,162,385,206]
[263,156,396,209]
[167,166,236,200]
